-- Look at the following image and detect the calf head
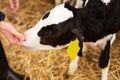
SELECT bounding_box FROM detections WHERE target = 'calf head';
[22,2,83,50]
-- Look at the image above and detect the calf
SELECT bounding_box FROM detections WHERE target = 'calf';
[22,0,120,80]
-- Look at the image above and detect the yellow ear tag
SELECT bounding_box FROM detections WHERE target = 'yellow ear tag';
[67,38,80,61]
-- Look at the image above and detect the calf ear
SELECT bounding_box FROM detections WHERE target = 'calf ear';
[64,1,77,15]
[71,28,84,56]
[72,28,83,42]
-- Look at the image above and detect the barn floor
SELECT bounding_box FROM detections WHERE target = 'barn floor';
[0,0,120,80]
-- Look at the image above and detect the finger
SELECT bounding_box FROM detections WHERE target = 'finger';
[7,36,23,46]
[12,38,23,46]
[7,26,25,41]
[15,0,19,9]
[12,35,23,46]
[12,0,19,13]
[1,30,15,43]
[2,30,23,46]
[8,0,19,14]
[8,28,25,41]
[9,0,14,9]
[1,22,25,41]
[14,32,25,41]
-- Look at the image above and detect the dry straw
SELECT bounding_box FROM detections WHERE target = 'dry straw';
[0,0,120,80]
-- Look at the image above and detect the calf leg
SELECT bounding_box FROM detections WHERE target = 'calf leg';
[99,34,116,80]
[68,56,79,75]
[68,43,85,75]
[99,40,110,80]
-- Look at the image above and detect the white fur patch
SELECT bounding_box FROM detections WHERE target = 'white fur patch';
[102,60,110,80]
[102,67,109,80]
[84,0,89,6]
[110,34,116,45]
[41,3,73,26]
[68,56,79,75]
[101,0,111,5]
[85,34,114,50]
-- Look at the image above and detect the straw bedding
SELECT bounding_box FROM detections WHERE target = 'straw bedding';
[0,0,120,80]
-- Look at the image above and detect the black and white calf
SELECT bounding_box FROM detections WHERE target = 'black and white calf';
[22,0,120,80]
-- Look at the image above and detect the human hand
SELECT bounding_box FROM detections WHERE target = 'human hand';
[8,0,19,14]
[0,21,25,46]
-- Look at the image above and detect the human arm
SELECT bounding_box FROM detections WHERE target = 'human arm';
[0,12,25,46]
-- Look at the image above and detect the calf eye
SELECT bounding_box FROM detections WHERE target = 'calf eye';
[42,11,50,20]
[48,30,52,35]
[48,29,56,35]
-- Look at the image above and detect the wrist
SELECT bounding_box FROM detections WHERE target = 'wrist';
[0,12,5,21]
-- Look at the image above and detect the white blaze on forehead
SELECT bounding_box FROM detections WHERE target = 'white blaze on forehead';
[50,4,73,24]
[41,3,73,26]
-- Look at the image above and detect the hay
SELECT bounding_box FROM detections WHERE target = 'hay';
[0,0,120,80]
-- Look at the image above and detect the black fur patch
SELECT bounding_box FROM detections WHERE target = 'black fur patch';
[76,0,108,42]
[99,40,110,68]
[73,0,120,42]
[38,18,76,47]
[82,0,87,7]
